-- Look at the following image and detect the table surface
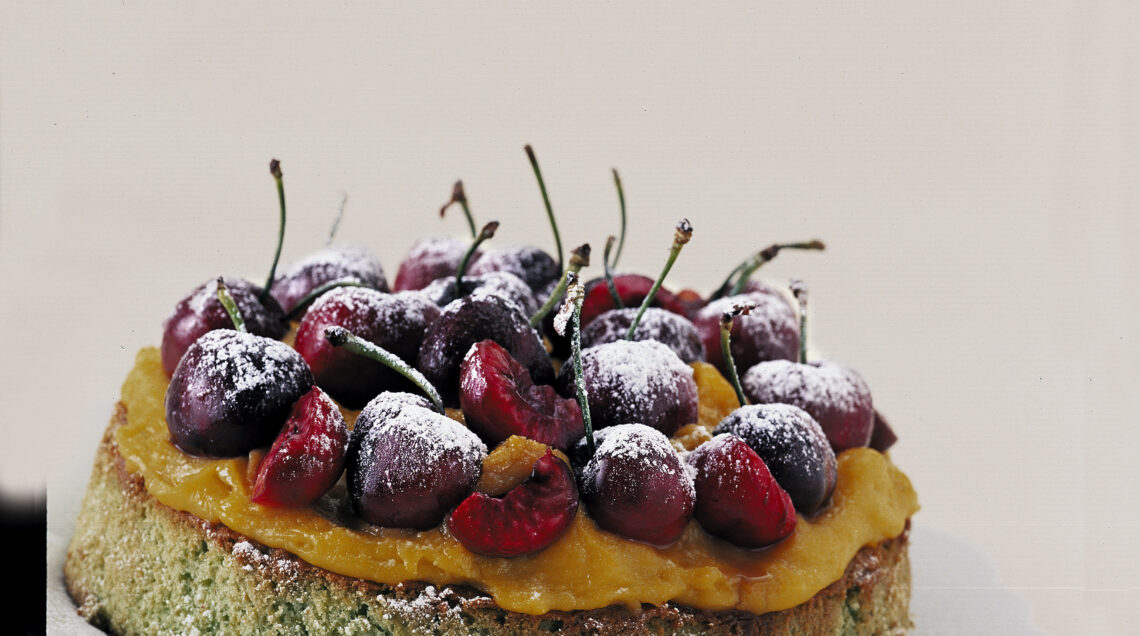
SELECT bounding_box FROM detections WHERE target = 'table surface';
[4,4,1137,634]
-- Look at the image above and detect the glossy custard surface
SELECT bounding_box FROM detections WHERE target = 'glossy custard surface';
[117,348,918,615]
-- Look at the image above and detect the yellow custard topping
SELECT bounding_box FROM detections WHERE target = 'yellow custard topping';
[116,347,917,615]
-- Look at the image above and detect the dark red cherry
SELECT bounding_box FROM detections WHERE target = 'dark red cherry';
[556,340,698,437]
[579,274,687,328]
[160,277,287,377]
[393,236,482,292]
[270,244,389,314]
[460,340,584,451]
[467,246,560,293]
[581,307,705,363]
[294,288,440,409]
[419,271,539,317]
[417,295,554,406]
[164,330,313,457]
[578,424,695,547]
[692,292,799,378]
[742,359,875,453]
[687,433,797,548]
[674,287,707,318]
[346,391,438,464]
[869,409,899,452]
[249,386,348,507]
[449,449,579,557]
[713,404,837,516]
[347,407,486,529]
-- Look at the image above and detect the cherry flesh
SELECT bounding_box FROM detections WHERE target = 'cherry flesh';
[249,386,348,507]
[713,404,837,516]
[270,244,389,314]
[160,277,288,377]
[555,340,698,437]
[448,449,579,557]
[393,236,482,292]
[459,340,584,451]
[692,292,799,378]
[581,307,706,364]
[687,433,797,548]
[347,407,486,530]
[417,295,554,406]
[294,288,441,409]
[578,423,695,547]
[742,359,875,453]
[165,329,313,457]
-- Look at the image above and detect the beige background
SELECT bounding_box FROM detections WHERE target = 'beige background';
[3,2,1137,633]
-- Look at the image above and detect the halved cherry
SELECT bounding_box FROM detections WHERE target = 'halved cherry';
[449,448,579,557]
[688,433,797,548]
[460,340,584,451]
[249,386,348,507]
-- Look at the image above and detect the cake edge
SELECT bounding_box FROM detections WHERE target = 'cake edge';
[64,403,913,635]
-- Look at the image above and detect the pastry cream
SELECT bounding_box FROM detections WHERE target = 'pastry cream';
[116,347,917,615]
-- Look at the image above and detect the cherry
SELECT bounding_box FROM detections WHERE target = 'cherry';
[160,277,288,377]
[459,340,584,451]
[347,407,486,530]
[555,339,698,437]
[742,359,874,453]
[713,404,837,516]
[419,271,539,317]
[417,295,554,406]
[692,292,799,378]
[448,449,579,557]
[467,246,560,293]
[249,386,348,507]
[347,391,438,465]
[270,244,389,315]
[869,409,899,452]
[392,236,483,292]
[294,288,440,409]
[165,329,313,457]
[579,274,687,328]
[578,423,695,547]
[581,307,705,364]
[740,281,875,453]
[687,433,797,548]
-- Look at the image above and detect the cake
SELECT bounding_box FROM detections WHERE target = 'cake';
[65,157,919,634]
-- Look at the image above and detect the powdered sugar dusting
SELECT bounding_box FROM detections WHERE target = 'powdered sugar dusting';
[742,359,871,422]
[583,340,694,422]
[583,423,696,505]
[582,307,705,363]
[185,330,310,406]
[358,409,487,484]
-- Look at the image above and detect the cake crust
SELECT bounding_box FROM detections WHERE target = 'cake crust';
[65,404,912,635]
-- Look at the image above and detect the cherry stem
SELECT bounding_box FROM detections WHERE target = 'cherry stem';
[790,279,808,364]
[283,278,370,321]
[529,243,590,327]
[215,277,247,333]
[260,159,287,304]
[440,180,477,239]
[602,236,624,308]
[324,325,445,414]
[624,219,693,340]
[610,169,627,269]
[326,192,348,246]
[554,273,594,456]
[712,240,826,299]
[524,145,564,273]
[454,221,499,296]
[720,303,755,407]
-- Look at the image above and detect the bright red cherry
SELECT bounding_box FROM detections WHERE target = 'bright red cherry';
[250,386,348,507]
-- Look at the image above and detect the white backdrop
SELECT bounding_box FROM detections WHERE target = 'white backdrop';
[3,3,1136,633]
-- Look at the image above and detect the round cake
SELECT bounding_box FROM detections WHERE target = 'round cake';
[65,158,919,634]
